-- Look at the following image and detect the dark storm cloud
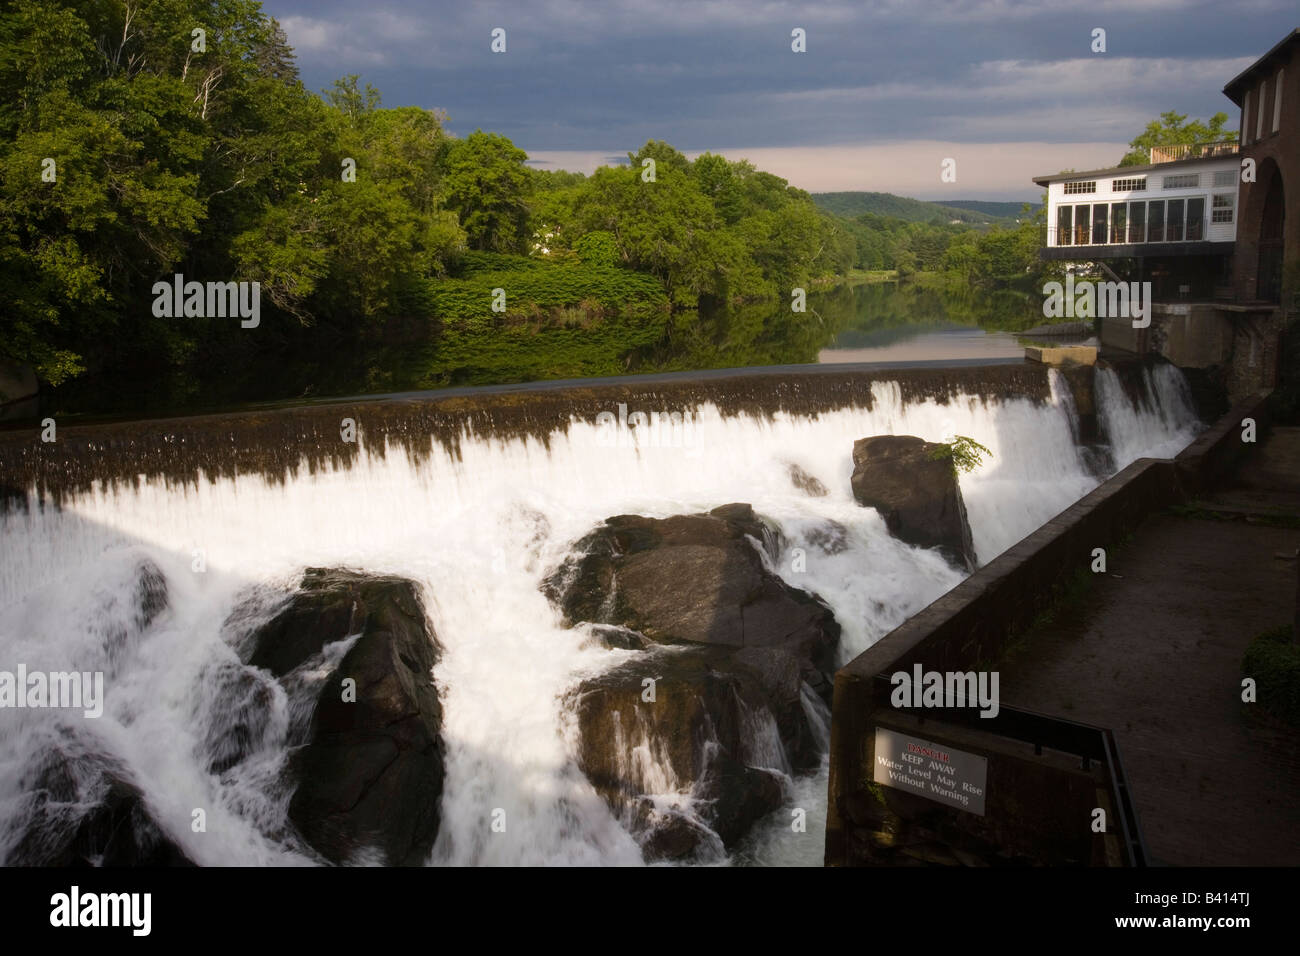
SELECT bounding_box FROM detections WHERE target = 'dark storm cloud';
[265,0,1297,198]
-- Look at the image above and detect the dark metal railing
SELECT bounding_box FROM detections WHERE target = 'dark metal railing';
[1148,141,1239,163]
[1043,218,1211,248]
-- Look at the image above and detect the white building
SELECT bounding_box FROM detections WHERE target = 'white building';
[1035,146,1240,254]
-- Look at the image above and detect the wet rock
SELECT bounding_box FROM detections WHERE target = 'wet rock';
[631,799,721,863]
[850,436,976,570]
[5,745,193,867]
[247,567,371,678]
[252,570,445,866]
[805,520,850,555]
[547,503,835,677]
[570,649,789,856]
[787,463,829,497]
[698,751,787,847]
[583,624,654,651]
[194,658,278,775]
[549,504,840,858]
[102,557,168,668]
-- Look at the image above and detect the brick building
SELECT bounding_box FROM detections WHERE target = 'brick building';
[1224,29,1298,305]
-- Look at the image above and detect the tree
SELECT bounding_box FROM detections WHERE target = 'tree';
[323,73,381,125]
[442,131,532,253]
[1119,111,1238,166]
[571,163,739,304]
[690,152,743,224]
[928,436,992,476]
[254,17,299,84]
[628,140,689,176]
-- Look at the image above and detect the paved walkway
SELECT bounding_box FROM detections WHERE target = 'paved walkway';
[998,427,1300,866]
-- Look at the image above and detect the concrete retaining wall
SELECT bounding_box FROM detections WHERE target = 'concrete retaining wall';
[1174,391,1272,495]
[827,393,1279,866]
[826,457,1182,865]
[1153,303,1236,368]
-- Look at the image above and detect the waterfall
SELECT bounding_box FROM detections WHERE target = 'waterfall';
[1096,362,1203,467]
[0,364,1202,866]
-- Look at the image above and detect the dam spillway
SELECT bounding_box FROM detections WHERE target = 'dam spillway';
[0,360,1202,865]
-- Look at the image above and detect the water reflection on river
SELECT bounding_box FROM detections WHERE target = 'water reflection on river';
[43,279,1095,418]
[644,279,1092,371]
[819,325,1028,363]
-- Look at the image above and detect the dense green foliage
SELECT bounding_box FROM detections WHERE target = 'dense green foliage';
[1118,111,1238,166]
[1243,624,1300,727]
[529,141,856,305]
[0,0,1051,413]
[426,253,666,326]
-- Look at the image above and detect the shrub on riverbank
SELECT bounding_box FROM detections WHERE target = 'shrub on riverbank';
[398,253,670,386]
[1243,624,1300,727]
[427,253,668,324]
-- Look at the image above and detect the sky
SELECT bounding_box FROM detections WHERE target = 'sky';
[265,0,1297,202]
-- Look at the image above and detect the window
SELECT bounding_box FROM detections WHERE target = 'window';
[1186,197,1204,240]
[1128,201,1146,243]
[1212,193,1235,223]
[1063,180,1096,195]
[1166,198,1185,242]
[1163,173,1199,189]
[1274,68,1284,133]
[1112,178,1146,192]
[1257,80,1266,141]
[1057,205,1073,245]
[1213,169,1236,187]
[1148,200,1165,242]
[1242,90,1251,144]
[1110,203,1127,243]
[1092,204,1108,244]
[1074,205,1090,244]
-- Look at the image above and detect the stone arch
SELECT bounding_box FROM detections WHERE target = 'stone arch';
[1256,159,1285,302]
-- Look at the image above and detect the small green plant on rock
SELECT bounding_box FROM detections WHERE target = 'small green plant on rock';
[928,435,993,476]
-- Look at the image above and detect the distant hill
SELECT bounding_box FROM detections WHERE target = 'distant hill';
[940,200,1039,219]
[811,191,1038,225]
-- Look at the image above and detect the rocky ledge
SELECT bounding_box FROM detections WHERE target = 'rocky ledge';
[850,435,976,571]
[546,503,840,861]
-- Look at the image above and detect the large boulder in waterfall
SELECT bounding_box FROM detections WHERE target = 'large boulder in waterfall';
[250,569,446,866]
[850,436,976,571]
[549,503,838,694]
[5,743,194,867]
[546,503,840,861]
[247,569,375,678]
[572,650,790,859]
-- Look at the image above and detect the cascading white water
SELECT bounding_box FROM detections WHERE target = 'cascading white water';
[0,366,1203,866]
[1096,362,1203,466]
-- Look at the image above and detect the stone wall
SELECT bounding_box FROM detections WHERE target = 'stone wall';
[1104,302,1286,404]
[1173,391,1272,495]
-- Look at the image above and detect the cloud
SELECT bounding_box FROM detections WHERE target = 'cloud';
[267,0,1295,197]
[528,141,1129,198]
[279,14,390,67]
